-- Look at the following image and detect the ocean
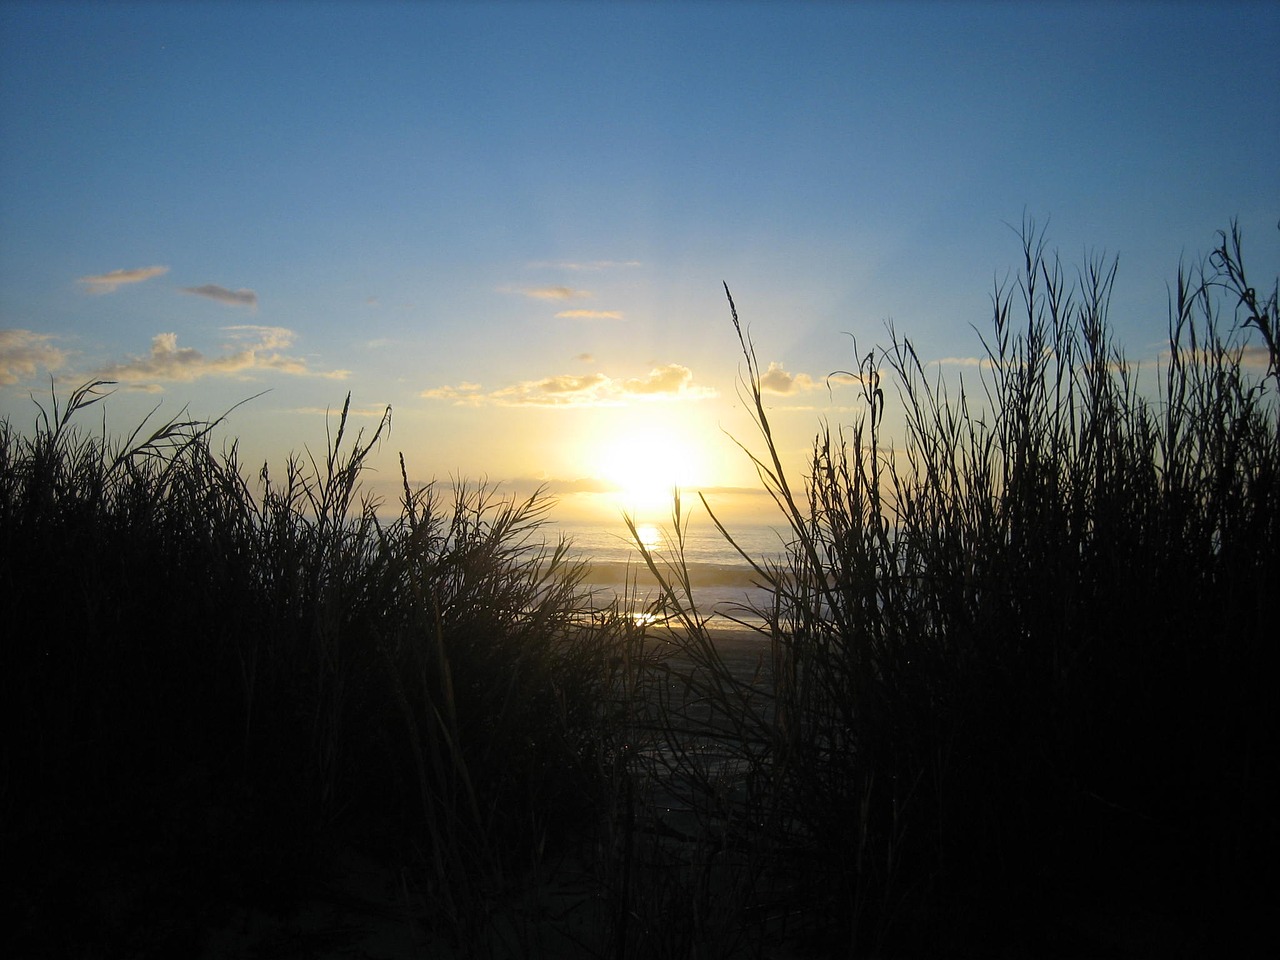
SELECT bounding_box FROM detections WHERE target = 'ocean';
[549,517,792,629]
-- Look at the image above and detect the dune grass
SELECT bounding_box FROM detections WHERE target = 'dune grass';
[1,390,637,956]
[3,219,1275,958]
[622,219,1278,956]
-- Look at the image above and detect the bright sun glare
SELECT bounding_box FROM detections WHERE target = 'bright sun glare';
[595,421,705,518]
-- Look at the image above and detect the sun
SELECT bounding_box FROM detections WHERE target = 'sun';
[595,420,706,518]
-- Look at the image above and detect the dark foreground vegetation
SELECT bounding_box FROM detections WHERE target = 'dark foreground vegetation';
[3,221,1276,958]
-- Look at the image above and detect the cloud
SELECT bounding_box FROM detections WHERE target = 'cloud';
[759,362,821,395]
[757,362,863,395]
[520,285,590,301]
[505,475,620,496]
[1167,343,1273,370]
[552,476,622,494]
[92,325,347,387]
[555,309,624,320]
[419,381,485,402]
[528,260,642,271]
[292,403,391,419]
[77,265,169,294]
[422,363,716,407]
[181,284,259,309]
[619,364,705,396]
[575,353,595,363]
[1241,344,1275,368]
[224,324,294,349]
[0,329,67,385]
[933,352,1137,373]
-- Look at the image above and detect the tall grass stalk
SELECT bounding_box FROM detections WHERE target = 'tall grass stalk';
[1,387,629,957]
[626,219,1278,956]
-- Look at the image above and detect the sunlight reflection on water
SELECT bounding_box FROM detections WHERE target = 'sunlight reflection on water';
[633,522,663,551]
[555,519,788,628]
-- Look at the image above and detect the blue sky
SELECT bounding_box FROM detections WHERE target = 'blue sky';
[2,0,1277,523]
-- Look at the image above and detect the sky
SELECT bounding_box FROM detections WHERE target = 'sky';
[2,0,1277,526]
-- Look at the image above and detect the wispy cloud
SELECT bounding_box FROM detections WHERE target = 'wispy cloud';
[181,284,258,309]
[0,329,67,385]
[422,380,485,403]
[1166,343,1273,370]
[519,285,591,301]
[77,265,169,294]
[555,309,624,320]
[508,475,621,496]
[528,260,642,271]
[933,356,990,368]
[422,363,716,407]
[1241,344,1274,368]
[932,352,1145,374]
[292,403,391,419]
[92,325,347,388]
[575,353,595,363]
